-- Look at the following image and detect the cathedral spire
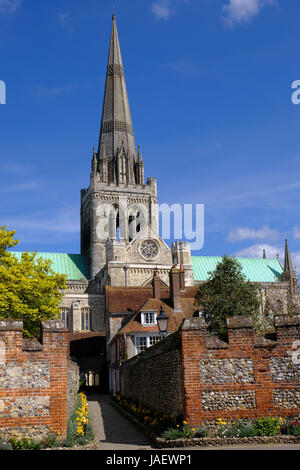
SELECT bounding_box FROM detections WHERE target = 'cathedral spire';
[284,239,294,273]
[98,15,137,175]
[283,239,298,295]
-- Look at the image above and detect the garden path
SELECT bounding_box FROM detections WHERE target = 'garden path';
[87,392,152,450]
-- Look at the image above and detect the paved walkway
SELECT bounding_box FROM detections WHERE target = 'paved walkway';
[87,393,300,452]
[87,393,152,450]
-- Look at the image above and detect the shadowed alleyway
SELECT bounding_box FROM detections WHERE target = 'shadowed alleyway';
[87,392,152,450]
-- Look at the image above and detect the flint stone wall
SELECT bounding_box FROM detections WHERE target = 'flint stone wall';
[0,396,50,418]
[0,360,50,389]
[0,320,78,440]
[270,357,300,382]
[200,359,254,384]
[273,389,300,409]
[201,390,256,411]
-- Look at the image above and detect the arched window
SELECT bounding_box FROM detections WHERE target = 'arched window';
[128,206,144,242]
[109,205,119,239]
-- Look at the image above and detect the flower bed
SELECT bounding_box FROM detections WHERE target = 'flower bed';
[111,394,300,448]
[111,393,176,436]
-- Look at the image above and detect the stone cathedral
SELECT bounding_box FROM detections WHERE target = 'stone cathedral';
[80,15,193,291]
[12,16,300,387]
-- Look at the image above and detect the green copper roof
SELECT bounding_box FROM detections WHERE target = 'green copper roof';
[191,256,283,283]
[10,252,89,280]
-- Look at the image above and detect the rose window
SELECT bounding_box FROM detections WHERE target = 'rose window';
[139,240,159,260]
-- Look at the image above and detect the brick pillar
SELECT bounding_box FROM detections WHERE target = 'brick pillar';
[180,318,207,426]
[169,266,182,312]
[179,264,185,292]
[0,320,23,361]
[152,269,161,299]
[274,315,300,346]
[227,316,254,347]
[42,321,69,438]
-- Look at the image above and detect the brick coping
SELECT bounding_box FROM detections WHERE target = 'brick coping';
[110,399,300,449]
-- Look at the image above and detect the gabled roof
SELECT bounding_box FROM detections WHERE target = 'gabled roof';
[10,252,89,280]
[117,297,195,335]
[105,285,170,314]
[191,256,283,283]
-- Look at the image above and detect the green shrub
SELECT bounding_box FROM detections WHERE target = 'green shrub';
[255,417,280,436]
[181,425,193,438]
[10,437,43,450]
[0,437,12,451]
[223,421,257,438]
[8,434,60,450]
[194,427,208,438]
[293,425,300,437]
[161,428,184,440]
[283,419,300,436]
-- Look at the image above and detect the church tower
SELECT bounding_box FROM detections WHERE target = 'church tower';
[80,15,172,283]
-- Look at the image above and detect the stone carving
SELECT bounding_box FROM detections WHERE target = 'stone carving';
[102,120,134,136]
[107,64,124,77]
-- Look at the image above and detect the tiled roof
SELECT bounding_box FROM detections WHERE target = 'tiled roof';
[105,286,170,314]
[10,252,89,280]
[117,298,196,335]
[191,256,283,283]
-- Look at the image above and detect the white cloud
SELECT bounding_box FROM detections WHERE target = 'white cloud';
[35,84,76,98]
[293,227,300,240]
[0,181,43,193]
[227,225,280,242]
[290,252,300,274]
[57,12,73,32]
[0,0,21,14]
[222,0,275,27]
[151,0,173,20]
[235,243,300,274]
[4,208,79,234]
[235,243,283,260]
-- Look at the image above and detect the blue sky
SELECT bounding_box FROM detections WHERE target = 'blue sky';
[1,0,300,270]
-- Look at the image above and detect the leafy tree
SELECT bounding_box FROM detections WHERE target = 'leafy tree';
[194,255,261,340]
[0,226,67,337]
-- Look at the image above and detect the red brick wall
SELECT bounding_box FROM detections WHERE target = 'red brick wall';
[121,334,183,416]
[120,315,300,425]
[0,320,73,440]
[181,316,300,425]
